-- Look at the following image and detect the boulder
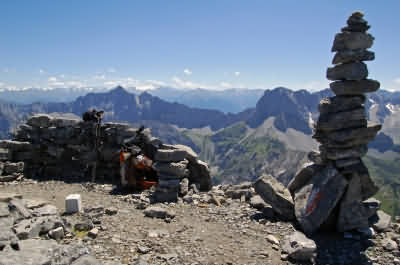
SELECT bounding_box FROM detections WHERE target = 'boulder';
[330,79,380,95]
[49,226,64,240]
[337,174,369,232]
[288,162,323,195]
[179,178,189,196]
[254,174,295,220]
[339,161,379,199]
[50,117,80,127]
[144,206,176,219]
[294,164,348,235]
[331,31,374,52]
[187,159,212,191]
[371,210,392,232]
[327,61,368,81]
[318,96,365,115]
[281,231,317,261]
[332,49,375,64]
[27,114,54,128]
[307,151,326,165]
[249,195,269,210]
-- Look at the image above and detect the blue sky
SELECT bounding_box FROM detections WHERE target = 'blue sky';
[0,1,399,92]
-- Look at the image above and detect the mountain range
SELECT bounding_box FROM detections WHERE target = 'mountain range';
[1,86,400,215]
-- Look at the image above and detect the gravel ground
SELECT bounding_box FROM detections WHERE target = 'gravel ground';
[1,179,398,265]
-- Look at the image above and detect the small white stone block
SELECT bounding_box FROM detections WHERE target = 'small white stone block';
[65,194,82,214]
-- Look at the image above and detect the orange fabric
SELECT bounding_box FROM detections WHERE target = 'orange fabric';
[119,152,125,163]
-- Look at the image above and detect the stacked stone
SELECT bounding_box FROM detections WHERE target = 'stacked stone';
[288,12,381,234]
[8,113,212,201]
[152,144,212,202]
[0,141,30,182]
[13,114,141,180]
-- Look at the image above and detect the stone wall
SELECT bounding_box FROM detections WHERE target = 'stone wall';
[0,114,212,200]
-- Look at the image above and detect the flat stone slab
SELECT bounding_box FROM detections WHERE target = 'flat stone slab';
[254,174,295,220]
[27,114,54,128]
[294,164,348,235]
[288,162,323,195]
[371,210,392,232]
[281,231,317,261]
[327,61,368,81]
[332,49,374,65]
[32,204,58,216]
[330,79,380,95]
[154,149,187,162]
[316,108,366,132]
[143,206,176,219]
[0,202,10,217]
[23,199,49,209]
[331,31,374,52]
[0,193,23,202]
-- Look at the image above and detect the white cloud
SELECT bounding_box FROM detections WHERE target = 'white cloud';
[48,77,58,82]
[171,76,209,89]
[234,71,240,76]
[219,82,233,89]
[107,68,117,73]
[94,74,106,80]
[183,69,192,75]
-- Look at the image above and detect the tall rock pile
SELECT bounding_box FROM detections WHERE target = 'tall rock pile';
[0,140,31,182]
[288,12,382,234]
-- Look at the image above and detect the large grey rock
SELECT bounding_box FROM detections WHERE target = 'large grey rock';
[162,144,198,163]
[339,161,379,199]
[249,195,269,210]
[187,159,212,191]
[143,206,176,219]
[281,231,317,261]
[332,49,374,64]
[0,228,18,251]
[23,199,49,209]
[49,226,64,240]
[337,174,369,232]
[307,151,326,165]
[331,31,374,52]
[294,164,348,235]
[71,255,102,265]
[152,161,189,177]
[288,162,323,195]
[371,210,392,232]
[316,108,366,132]
[330,79,380,95]
[318,96,365,115]
[254,174,295,220]
[334,157,360,168]
[154,149,187,162]
[27,114,54,128]
[13,215,63,239]
[179,178,189,196]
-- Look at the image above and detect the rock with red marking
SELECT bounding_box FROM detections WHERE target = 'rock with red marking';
[294,164,348,235]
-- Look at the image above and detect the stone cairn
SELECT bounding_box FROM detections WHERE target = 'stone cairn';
[286,12,382,234]
[0,113,211,202]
